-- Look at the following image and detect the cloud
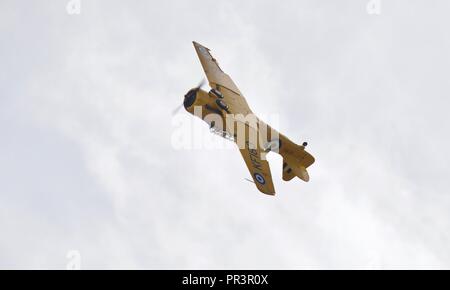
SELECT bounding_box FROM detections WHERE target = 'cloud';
[1,0,449,269]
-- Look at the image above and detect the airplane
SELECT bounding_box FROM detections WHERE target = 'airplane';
[179,41,315,195]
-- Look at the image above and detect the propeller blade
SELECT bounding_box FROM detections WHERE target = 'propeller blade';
[172,103,184,115]
[173,78,205,116]
[196,78,206,90]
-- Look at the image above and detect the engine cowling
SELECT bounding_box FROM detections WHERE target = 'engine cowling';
[184,88,224,118]
[184,88,232,113]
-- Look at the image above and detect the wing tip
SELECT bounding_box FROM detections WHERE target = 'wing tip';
[192,41,210,51]
[258,186,276,196]
[260,189,276,196]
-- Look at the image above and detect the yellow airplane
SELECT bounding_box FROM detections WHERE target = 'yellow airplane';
[181,41,315,195]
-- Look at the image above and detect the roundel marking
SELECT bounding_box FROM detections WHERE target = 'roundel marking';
[254,173,266,185]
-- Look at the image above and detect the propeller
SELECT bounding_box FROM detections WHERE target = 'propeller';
[172,104,184,115]
[195,78,206,90]
[171,78,206,116]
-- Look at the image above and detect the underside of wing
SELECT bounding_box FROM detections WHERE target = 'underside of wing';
[238,123,275,195]
[193,41,241,95]
[193,41,251,115]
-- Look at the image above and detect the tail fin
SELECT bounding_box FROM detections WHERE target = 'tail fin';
[282,159,296,181]
[282,157,310,182]
[279,138,314,182]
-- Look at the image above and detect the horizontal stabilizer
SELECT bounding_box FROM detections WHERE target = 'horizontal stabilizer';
[282,158,310,182]
[282,159,296,181]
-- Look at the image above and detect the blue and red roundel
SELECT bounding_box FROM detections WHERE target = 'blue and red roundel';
[254,173,266,185]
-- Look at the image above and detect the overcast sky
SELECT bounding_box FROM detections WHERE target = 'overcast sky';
[1,0,450,269]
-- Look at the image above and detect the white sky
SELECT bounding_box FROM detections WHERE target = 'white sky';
[1,0,450,269]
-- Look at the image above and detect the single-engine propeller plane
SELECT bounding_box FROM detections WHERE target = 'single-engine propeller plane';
[179,41,315,195]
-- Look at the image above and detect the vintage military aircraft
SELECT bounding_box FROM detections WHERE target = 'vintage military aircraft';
[180,41,315,195]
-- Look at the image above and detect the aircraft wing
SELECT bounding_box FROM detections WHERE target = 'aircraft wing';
[193,41,252,115]
[193,41,275,195]
[238,123,275,195]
